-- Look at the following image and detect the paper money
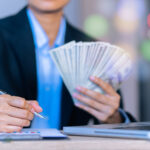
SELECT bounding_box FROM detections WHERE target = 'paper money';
[50,41,133,104]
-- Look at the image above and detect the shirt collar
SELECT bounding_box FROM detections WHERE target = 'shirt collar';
[27,9,66,49]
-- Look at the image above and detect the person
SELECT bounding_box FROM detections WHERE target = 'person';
[0,0,134,133]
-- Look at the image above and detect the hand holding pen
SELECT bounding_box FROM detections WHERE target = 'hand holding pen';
[0,92,44,133]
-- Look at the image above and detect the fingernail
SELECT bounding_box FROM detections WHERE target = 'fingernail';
[31,108,35,113]
[75,102,80,107]
[76,86,82,91]
[32,103,43,112]
[38,106,43,112]
[72,93,79,98]
[90,76,95,81]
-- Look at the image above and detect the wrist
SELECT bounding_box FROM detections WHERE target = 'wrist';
[104,110,123,124]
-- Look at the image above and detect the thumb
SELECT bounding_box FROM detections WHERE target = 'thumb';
[27,101,43,113]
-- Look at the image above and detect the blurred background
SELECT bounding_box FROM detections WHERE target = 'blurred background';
[0,0,150,121]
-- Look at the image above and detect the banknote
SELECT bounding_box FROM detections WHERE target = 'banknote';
[50,41,133,104]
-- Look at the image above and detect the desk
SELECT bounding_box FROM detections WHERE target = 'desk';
[0,135,150,150]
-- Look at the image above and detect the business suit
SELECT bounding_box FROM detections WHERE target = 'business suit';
[0,7,135,128]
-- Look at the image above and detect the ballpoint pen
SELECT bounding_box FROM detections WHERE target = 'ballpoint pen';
[0,91,47,120]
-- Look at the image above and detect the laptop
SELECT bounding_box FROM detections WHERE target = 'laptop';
[63,122,150,140]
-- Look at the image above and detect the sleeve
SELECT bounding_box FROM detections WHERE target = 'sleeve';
[0,30,24,96]
[119,108,131,123]
[118,90,137,123]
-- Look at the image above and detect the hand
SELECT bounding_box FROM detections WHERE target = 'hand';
[0,95,42,133]
[73,76,122,123]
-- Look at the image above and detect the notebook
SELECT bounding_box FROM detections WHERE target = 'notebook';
[0,129,67,140]
[63,122,150,140]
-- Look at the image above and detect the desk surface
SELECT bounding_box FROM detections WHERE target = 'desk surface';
[0,135,150,150]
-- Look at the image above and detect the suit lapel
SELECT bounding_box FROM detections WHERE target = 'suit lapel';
[11,8,37,100]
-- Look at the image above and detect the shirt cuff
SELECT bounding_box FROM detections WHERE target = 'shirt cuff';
[118,108,131,123]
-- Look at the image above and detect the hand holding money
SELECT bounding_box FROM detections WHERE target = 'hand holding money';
[73,76,122,123]
[50,41,132,123]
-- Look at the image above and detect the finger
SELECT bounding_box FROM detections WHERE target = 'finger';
[76,86,110,105]
[76,86,120,107]
[5,106,34,121]
[75,103,108,122]
[90,76,116,96]
[73,93,110,113]
[3,126,22,133]
[0,94,11,101]
[28,101,43,113]
[8,96,32,111]
[5,115,31,127]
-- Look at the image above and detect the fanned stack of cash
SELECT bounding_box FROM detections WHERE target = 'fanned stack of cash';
[50,41,132,103]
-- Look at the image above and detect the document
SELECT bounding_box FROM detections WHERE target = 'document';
[0,129,67,140]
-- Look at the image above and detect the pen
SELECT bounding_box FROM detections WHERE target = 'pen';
[0,91,47,120]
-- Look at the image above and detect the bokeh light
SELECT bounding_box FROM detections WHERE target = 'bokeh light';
[140,40,150,61]
[114,16,139,34]
[114,0,141,34]
[147,14,150,28]
[84,14,109,39]
[117,43,136,61]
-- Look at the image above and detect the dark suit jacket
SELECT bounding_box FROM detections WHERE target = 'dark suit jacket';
[0,8,135,128]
